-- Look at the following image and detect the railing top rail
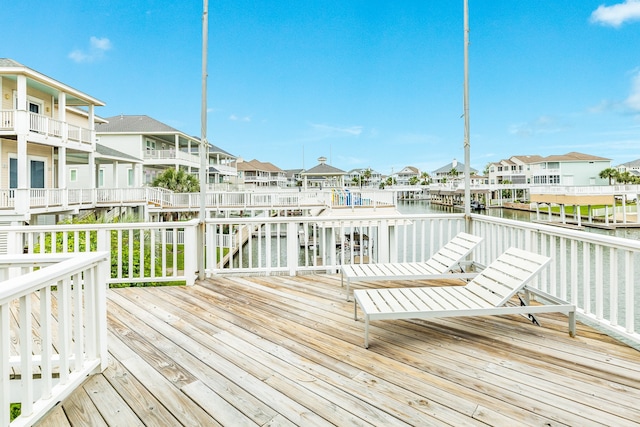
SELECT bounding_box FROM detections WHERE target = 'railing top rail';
[0,252,109,305]
[470,213,640,251]
[0,219,200,232]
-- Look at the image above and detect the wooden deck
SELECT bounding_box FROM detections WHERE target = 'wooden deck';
[35,274,640,427]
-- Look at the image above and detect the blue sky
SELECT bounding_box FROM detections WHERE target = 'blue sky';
[5,1,640,175]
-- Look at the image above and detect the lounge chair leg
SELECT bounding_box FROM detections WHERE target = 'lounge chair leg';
[364,316,370,348]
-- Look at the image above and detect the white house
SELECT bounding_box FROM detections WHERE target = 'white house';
[0,58,105,224]
[94,115,236,188]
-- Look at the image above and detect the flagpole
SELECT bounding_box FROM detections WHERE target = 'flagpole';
[463,0,471,217]
[198,0,208,280]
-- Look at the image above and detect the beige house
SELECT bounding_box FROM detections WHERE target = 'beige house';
[234,158,287,187]
[0,58,104,223]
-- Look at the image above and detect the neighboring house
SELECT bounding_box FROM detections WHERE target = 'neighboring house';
[395,166,420,185]
[284,169,304,187]
[616,159,640,177]
[207,143,237,188]
[432,159,477,184]
[96,115,230,187]
[345,168,383,187]
[469,173,488,186]
[0,58,105,224]
[529,152,610,186]
[488,152,610,186]
[233,158,287,187]
[488,155,544,185]
[67,143,143,190]
[300,157,345,189]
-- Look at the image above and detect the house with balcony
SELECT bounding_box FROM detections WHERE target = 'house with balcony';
[0,58,104,224]
[488,155,543,185]
[488,152,610,187]
[207,143,237,189]
[95,115,208,187]
[345,168,383,188]
[394,166,420,185]
[432,159,477,185]
[233,158,287,187]
[529,152,610,186]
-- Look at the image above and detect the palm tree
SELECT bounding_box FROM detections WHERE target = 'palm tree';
[449,167,459,181]
[151,168,200,192]
[362,168,372,187]
[599,168,618,185]
[420,172,430,185]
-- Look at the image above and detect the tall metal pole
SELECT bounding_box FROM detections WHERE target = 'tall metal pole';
[198,0,209,280]
[463,0,471,217]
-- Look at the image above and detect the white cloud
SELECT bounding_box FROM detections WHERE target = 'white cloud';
[229,114,251,122]
[509,115,571,138]
[69,36,112,63]
[590,0,640,27]
[308,123,363,137]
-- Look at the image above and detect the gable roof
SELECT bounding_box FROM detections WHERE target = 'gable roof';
[433,162,477,174]
[302,163,345,175]
[97,115,182,134]
[619,159,640,168]
[234,159,284,173]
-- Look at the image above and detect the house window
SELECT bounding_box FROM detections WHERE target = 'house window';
[70,169,78,182]
[128,168,134,186]
[9,157,46,188]
[146,139,156,151]
[98,169,105,187]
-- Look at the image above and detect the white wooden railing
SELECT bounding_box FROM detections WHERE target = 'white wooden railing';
[0,110,93,148]
[2,220,199,286]
[0,212,639,426]
[0,252,109,427]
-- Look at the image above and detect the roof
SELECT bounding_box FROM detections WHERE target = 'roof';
[619,159,640,168]
[97,115,184,134]
[397,166,419,174]
[302,163,345,176]
[234,159,284,173]
[0,58,105,107]
[510,155,545,164]
[433,162,478,174]
[208,143,235,158]
[540,152,610,162]
[95,143,142,163]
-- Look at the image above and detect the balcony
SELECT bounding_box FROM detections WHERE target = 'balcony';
[0,110,93,149]
[143,149,200,167]
[2,213,640,426]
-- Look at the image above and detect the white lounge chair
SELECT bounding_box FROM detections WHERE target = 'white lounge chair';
[341,232,483,300]
[353,247,576,348]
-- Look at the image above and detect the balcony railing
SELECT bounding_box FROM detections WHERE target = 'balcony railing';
[0,110,93,148]
[0,252,109,427]
[143,149,200,165]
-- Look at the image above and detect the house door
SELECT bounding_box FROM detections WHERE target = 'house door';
[30,160,45,188]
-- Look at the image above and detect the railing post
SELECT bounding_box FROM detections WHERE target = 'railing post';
[287,221,298,276]
[184,222,197,285]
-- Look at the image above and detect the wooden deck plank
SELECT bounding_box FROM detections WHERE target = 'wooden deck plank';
[60,384,108,427]
[31,274,640,427]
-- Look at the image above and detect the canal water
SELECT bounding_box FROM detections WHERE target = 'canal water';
[397,200,640,241]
